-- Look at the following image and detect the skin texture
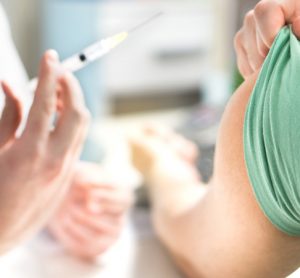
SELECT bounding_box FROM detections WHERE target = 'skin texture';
[0,47,132,259]
[130,74,300,277]
[130,2,300,273]
[48,162,133,260]
[0,50,90,254]
[235,0,300,78]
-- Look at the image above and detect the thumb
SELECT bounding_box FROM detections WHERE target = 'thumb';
[292,16,300,38]
[0,81,22,148]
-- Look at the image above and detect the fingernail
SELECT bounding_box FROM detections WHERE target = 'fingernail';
[47,49,59,62]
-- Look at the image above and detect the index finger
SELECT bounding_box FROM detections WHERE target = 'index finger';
[254,0,285,48]
[22,50,60,142]
[279,0,300,37]
[49,71,90,158]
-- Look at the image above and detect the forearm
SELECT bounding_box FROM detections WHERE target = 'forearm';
[146,157,212,277]
[0,201,49,254]
[145,75,270,277]
[0,183,67,255]
[148,157,207,218]
[0,211,32,254]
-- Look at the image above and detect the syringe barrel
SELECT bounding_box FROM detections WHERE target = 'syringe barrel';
[62,54,88,72]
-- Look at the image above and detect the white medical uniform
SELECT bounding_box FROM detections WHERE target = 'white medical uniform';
[0,4,30,112]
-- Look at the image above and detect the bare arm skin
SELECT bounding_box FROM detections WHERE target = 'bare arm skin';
[129,1,300,275]
[130,74,300,277]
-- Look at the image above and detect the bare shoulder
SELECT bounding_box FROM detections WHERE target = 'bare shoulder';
[206,73,300,277]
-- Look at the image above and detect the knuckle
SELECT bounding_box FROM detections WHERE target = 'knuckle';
[254,0,273,18]
[44,158,63,177]
[234,31,243,50]
[244,10,255,25]
[33,94,55,116]
[29,142,45,160]
[71,106,90,125]
[257,42,268,57]
[69,107,82,122]
[42,100,54,116]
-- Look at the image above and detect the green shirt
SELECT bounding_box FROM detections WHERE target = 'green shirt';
[244,26,300,236]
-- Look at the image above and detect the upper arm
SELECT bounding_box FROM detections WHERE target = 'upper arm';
[157,74,300,277]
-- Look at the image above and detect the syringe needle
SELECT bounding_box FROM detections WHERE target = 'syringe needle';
[28,11,164,92]
[128,11,164,34]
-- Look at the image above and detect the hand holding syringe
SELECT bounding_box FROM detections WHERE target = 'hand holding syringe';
[29,11,163,91]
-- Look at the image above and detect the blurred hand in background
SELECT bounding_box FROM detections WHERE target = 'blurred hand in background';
[130,124,199,180]
[48,161,134,260]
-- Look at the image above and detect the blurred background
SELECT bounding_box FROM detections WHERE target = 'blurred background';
[1,0,258,166]
[1,0,257,114]
[0,0,262,277]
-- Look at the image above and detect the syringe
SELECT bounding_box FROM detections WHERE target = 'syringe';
[28,11,163,91]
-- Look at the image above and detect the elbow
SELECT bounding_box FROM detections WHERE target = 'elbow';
[151,212,203,278]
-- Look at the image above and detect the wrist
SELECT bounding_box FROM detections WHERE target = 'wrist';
[145,156,206,215]
[146,155,199,188]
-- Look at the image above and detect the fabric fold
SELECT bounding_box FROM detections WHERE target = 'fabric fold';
[244,26,300,236]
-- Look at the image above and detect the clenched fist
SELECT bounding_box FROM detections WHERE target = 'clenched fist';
[235,0,300,78]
